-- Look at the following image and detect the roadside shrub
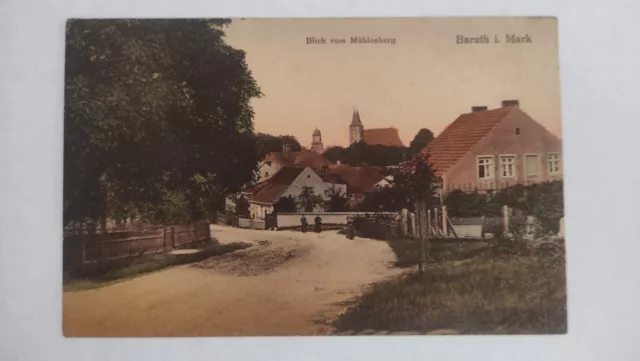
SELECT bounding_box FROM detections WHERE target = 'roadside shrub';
[482,218,504,239]
[353,214,401,240]
[444,180,564,236]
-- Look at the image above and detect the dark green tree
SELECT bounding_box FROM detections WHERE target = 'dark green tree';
[255,133,302,157]
[361,184,410,212]
[273,195,298,213]
[324,187,350,212]
[396,153,440,201]
[64,19,262,226]
[322,142,407,166]
[322,146,349,163]
[235,195,250,217]
[298,187,322,212]
[408,128,434,155]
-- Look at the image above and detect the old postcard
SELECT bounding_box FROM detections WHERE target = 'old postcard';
[63,17,565,337]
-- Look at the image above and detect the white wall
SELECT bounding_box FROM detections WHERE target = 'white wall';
[276,212,397,229]
[451,225,484,238]
[238,218,266,230]
[279,167,328,200]
[250,203,273,220]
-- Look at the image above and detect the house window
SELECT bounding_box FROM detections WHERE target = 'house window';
[525,154,540,177]
[499,156,515,178]
[515,127,520,135]
[548,153,562,175]
[265,172,269,177]
[477,156,494,179]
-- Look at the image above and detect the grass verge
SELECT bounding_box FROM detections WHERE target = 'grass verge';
[334,237,566,334]
[63,241,251,292]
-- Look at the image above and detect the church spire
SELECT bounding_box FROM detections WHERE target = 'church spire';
[349,107,364,144]
[351,107,363,126]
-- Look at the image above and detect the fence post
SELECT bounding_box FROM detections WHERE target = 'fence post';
[163,227,167,252]
[434,207,439,238]
[416,201,424,274]
[81,235,86,264]
[427,208,432,239]
[441,205,448,238]
[411,212,416,238]
[170,226,175,250]
[502,205,509,235]
[97,235,102,263]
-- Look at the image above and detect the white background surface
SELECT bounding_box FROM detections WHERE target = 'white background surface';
[1,0,640,360]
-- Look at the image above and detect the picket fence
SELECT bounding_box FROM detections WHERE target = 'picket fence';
[63,221,211,266]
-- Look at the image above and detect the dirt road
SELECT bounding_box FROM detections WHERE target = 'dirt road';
[63,225,402,337]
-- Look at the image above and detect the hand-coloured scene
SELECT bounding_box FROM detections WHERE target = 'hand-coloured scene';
[63,17,565,336]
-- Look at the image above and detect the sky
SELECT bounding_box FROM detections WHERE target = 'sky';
[223,17,561,149]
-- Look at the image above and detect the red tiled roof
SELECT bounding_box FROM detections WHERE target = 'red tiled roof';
[363,128,404,147]
[263,150,331,169]
[323,165,386,194]
[247,167,306,205]
[421,107,516,175]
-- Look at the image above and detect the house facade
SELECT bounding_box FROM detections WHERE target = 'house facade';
[423,101,562,193]
[244,166,347,220]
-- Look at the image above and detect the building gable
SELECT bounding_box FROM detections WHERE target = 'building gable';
[280,167,328,200]
[422,107,514,175]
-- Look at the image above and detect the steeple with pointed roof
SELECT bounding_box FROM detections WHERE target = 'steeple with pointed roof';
[349,108,364,144]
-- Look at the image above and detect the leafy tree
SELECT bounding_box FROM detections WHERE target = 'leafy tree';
[273,196,297,213]
[361,184,409,212]
[298,187,322,212]
[408,128,434,155]
[324,187,350,212]
[256,133,302,156]
[323,142,408,166]
[361,154,439,213]
[322,146,349,163]
[394,152,441,207]
[64,19,262,226]
[235,195,250,217]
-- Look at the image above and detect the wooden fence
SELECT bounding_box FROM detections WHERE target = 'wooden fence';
[63,221,212,266]
[353,214,402,240]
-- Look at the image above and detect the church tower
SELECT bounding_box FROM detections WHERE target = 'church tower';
[349,109,364,144]
[311,128,324,154]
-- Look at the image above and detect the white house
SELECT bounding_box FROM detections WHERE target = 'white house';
[244,166,347,220]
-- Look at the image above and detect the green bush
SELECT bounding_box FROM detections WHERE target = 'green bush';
[444,180,564,236]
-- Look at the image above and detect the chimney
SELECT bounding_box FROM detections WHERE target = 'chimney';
[501,99,520,108]
[471,106,488,112]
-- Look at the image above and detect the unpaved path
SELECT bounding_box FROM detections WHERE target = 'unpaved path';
[63,225,402,337]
